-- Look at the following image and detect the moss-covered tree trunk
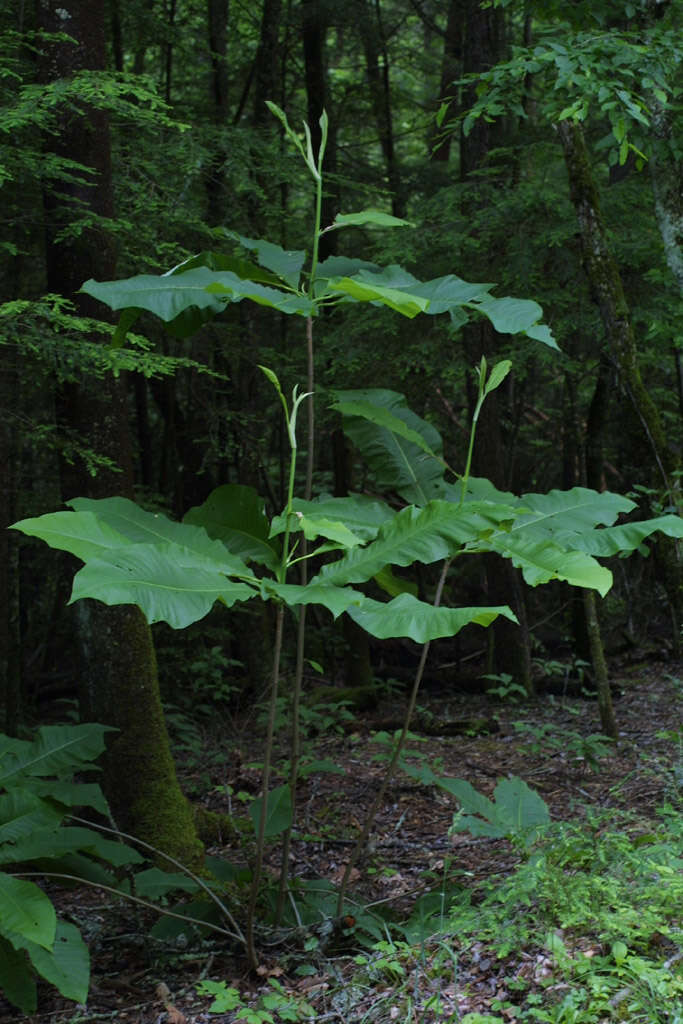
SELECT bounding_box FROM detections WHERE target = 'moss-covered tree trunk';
[558,119,683,657]
[36,0,203,866]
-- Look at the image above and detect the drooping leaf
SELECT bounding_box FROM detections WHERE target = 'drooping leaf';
[334,388,447,504]
[485,534,613,594]
[348,595,517,643]
[21,921,89,1004]
[313,501,518,588]
[269,512,363,549]
[0,874,56,949]
[184,484,280,570]
[249,784,292,837]
[331,394,443,464]
[285,495,395,541]
[0,934,36,1013]
[467,293,560,348]
[259,580,363,619]
[69,544,258,629]
[560,513,683,556]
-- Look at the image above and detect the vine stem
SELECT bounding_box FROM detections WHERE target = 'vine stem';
[68,814,244,942]
[14,872,244,943]
[336,558,452,915]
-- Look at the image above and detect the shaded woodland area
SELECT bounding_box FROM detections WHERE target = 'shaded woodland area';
[1,0,682,1020]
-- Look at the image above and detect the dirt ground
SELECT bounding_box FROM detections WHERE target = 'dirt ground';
[4,658,681,1024]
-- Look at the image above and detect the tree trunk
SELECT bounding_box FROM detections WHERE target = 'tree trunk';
[359,0,404,216]
[558,119,682,656]
[459,0,532,693]
[36,0,203,866]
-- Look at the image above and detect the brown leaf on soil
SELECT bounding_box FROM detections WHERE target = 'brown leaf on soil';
[165,1006,187,1024]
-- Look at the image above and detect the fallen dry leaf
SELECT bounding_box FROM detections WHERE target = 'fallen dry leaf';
[166,1005,186,1024]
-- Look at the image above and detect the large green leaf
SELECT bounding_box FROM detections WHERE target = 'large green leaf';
[284,495,395,541]
[70,544,258,629]
[561,513,683,556]
[331,393,443,464]
[0,934,36,1013]
[223,232,306,289]
[205,273,314,315]
[485,534,613,594]
[327,210,413,230]
[348,595,517,642]
[184,484,280,570]
[169,249,284,286]
[468,293,559,344]
[326,276,429,318]
[82,267,227,321]
[0,724,112,785]
[269,513,363,549]
[22,921,89,1004]
[249,784,292,837]
[0,874,56,949]
[259,581,363,619]
[13,496,245,574]
[0,791,62,844]
[436,775,549,846]
[0,826,143,867]
[313,500,518,588]
[334,388,447,505]
[11,510,132,563]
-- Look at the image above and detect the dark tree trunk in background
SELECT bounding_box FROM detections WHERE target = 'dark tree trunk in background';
[360,0,404,216]
[459,0,532,693]
[205,0,230,226]
[559,119,682,658]
[35,0,203,866]
[431,0,462,163]
[252,0,283,124]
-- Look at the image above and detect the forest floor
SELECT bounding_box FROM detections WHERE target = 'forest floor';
[6,658,683,1024]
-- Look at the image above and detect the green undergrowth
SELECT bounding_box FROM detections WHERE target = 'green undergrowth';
[341,804,683,1023]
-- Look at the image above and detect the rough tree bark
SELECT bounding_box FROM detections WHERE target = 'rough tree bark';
[36,0,203,866]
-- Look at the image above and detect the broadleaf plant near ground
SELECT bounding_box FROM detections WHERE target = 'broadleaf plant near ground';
[9,106,683,984]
